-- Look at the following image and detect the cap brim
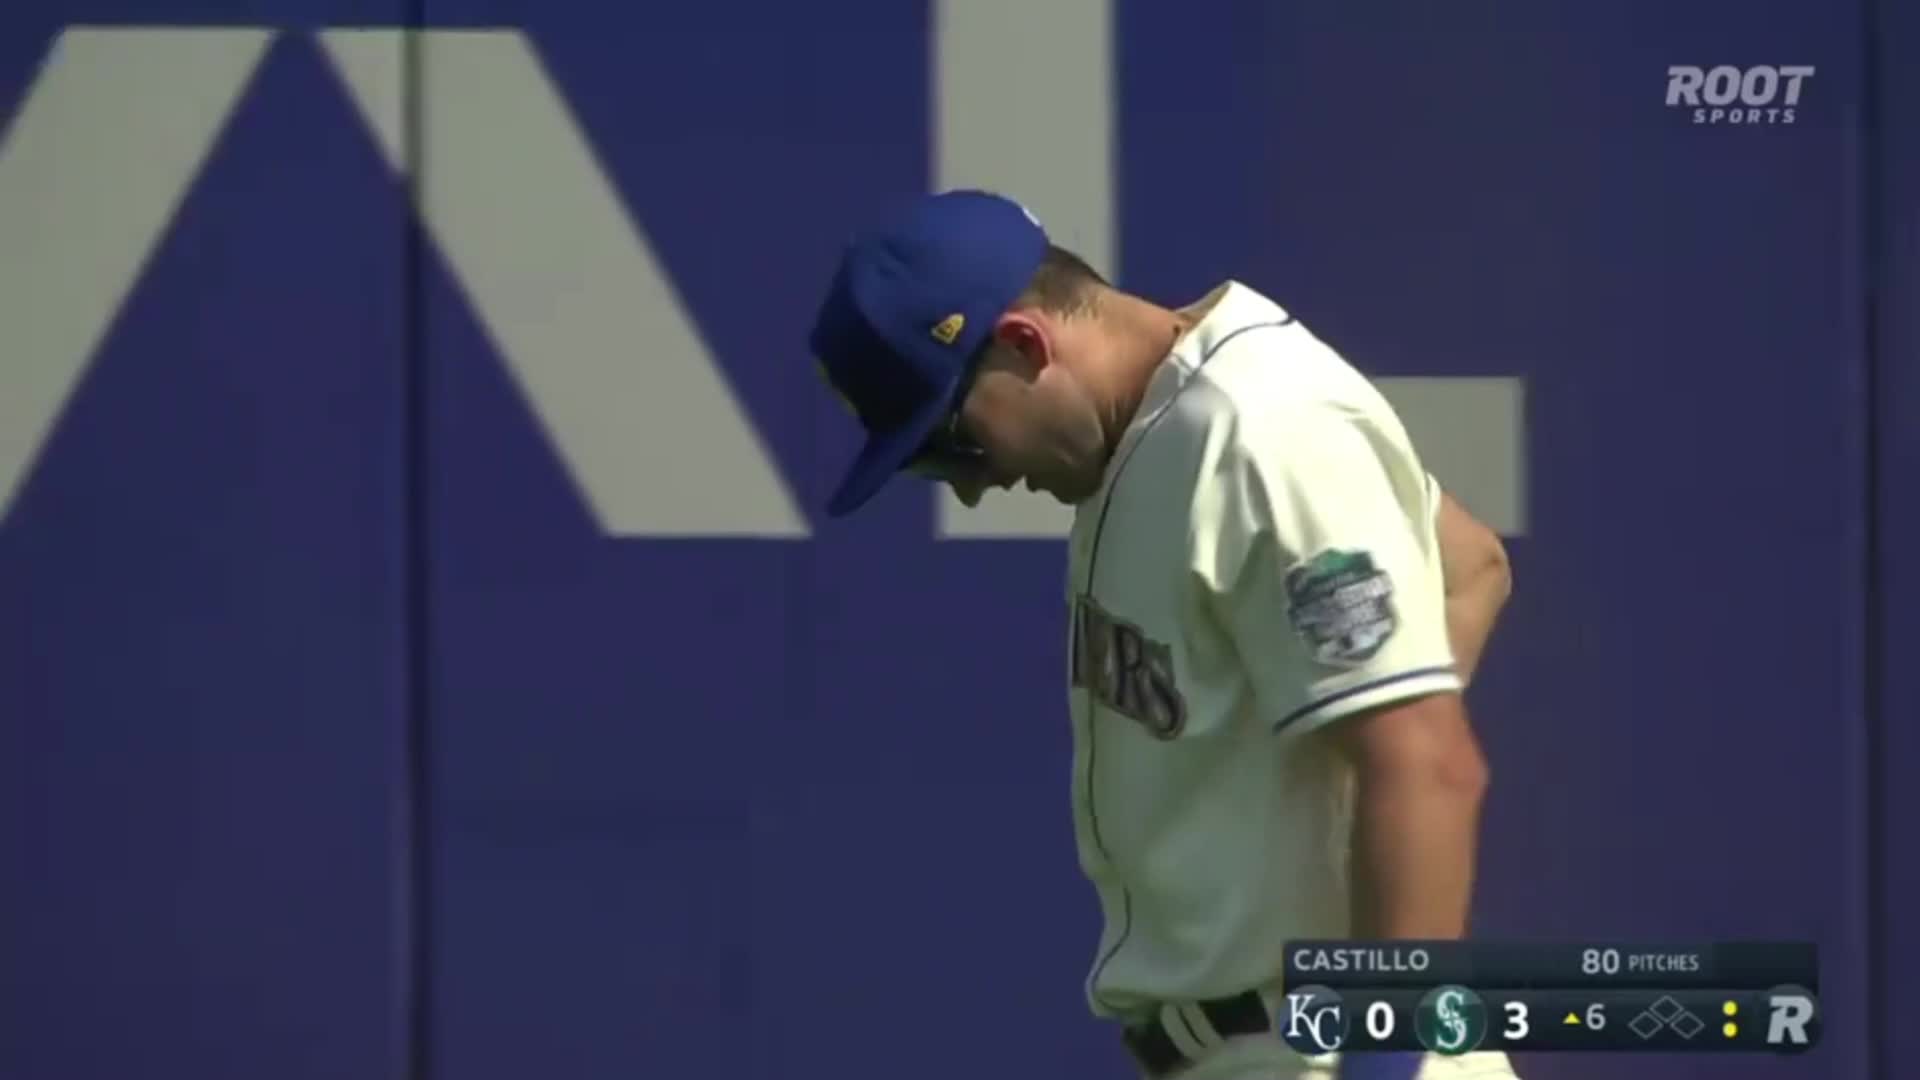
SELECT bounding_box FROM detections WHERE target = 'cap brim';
[824,370,966,517]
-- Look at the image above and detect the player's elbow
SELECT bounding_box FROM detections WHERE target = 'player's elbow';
[1432,727,1491,800]
[1384,724,1489,806]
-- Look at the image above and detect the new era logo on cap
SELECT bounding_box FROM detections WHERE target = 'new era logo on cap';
[930,313,965,345]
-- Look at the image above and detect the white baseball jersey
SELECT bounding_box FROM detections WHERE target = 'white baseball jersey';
[1064,280,1462,1020]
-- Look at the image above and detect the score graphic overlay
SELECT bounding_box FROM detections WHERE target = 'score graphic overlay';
[1279,943,1820,1054]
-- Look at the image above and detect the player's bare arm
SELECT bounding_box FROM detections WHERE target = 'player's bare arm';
[1325,691,1490,941]
[1435,490,1513,685]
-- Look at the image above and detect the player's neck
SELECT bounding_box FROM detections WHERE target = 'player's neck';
[1092,294,1193,453]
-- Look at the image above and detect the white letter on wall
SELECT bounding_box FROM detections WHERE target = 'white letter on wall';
[0,28,274,521]
[321,29,807,538]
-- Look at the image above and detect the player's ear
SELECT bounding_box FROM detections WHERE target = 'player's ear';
[988,312,1051,376]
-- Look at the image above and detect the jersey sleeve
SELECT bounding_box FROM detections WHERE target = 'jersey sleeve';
[1194,406,1462,736]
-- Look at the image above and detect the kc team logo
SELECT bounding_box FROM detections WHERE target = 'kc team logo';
[1280,985,1351,1054]
[1666,65,1815,125]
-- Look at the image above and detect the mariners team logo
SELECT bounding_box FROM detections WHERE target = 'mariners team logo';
[1415,985,1488,1055]
[1284,549,1397,666]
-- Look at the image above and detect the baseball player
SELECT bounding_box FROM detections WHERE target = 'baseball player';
[808,190,1518,1080]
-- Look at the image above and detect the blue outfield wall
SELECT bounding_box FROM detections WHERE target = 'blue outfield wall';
[0,3,1906,1080]
[1874,0,1918,1074]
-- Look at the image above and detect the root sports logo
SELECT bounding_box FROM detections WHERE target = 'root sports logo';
[1666,64,1815,125]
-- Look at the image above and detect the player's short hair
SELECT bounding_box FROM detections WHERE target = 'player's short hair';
[965,245,1108,377]
[1015,244,1108,317]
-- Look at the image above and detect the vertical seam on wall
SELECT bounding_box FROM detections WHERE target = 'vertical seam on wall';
[1860,0,1885,1074]
[401,18,433,1080]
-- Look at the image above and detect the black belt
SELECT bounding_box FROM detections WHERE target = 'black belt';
[1120,989,1272,1077]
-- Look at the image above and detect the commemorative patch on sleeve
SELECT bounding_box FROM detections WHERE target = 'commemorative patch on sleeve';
[1283,549,1398,666]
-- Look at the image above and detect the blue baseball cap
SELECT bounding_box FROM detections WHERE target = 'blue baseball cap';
[809,190,1049,517]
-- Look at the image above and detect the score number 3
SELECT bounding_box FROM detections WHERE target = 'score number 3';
[1503,1001,1530,1040]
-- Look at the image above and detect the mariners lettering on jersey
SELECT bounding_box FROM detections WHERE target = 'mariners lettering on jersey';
[1292,946,1434,974]
[1071,596,1187,739]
